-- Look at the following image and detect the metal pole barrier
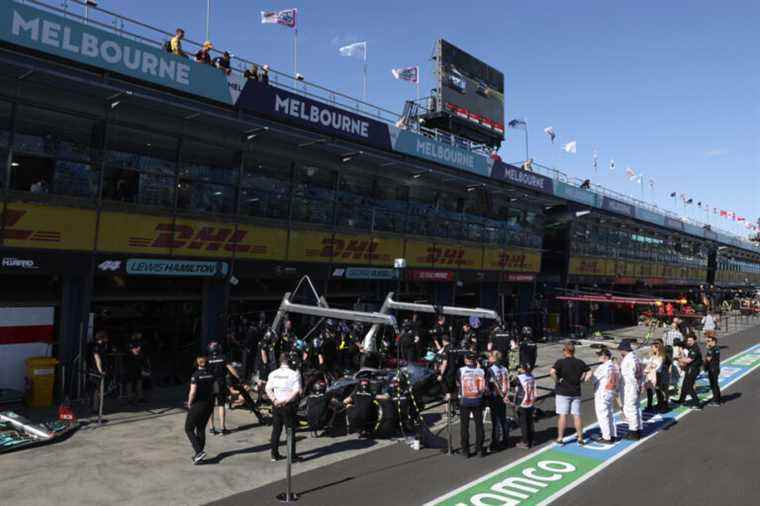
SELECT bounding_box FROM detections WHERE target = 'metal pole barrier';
[97,375,104,425]
[276,427,298,502]
[447,399,452,456]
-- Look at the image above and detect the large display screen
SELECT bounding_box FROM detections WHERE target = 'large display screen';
[436,39,505,136]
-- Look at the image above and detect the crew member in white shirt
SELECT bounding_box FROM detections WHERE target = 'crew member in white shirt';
[618,339,643,440]
[591,347,619,444]
[265,353,302,462]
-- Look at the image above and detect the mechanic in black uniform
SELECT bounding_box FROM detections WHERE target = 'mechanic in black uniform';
[430,315,451,351]
[343,378,378,437]
[398,319,418,364]
[459,322,478,352]
[704,335,722,406]
[676,334,703,409]
[487,325,510,359]
[207,341,242,435]
[436,334,459,403]
[519,326,538,371]
[318,320,339,375]
[185,356,215,464]
[89,331,113,412]
[305,380,336,436]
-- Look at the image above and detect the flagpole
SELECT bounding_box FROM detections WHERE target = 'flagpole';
[205,0,210,42]
[362,46,367,102]
[294,29,298,77]
[524,125,529,161]
[416,65,420,103]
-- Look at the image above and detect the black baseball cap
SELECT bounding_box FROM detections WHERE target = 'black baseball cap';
[596,346,611,358]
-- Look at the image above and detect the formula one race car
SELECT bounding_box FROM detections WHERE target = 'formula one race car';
[0,411,79,455]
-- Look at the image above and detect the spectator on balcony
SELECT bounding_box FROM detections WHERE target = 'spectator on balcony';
[244,63,260,81]
[260,64,270,85]
[215,51,232,75]
[195,41,214,65]
[170,28,187,57]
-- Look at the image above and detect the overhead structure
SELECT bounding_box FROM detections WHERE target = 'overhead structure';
[555,294,687,306]
[362,292,501,352]
[271,276,398,336]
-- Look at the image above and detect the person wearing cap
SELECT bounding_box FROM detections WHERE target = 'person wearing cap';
[550,343,591,445]
[457,352,487,457]
[591,347,619,444]
[214,51,232,75]
[618,339,643,440]
[514,363,537,448]
[195,41,213,65]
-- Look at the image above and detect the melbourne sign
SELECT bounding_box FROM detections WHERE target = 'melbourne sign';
[126,258,228,277]
[389,126,490,177]
[491,162,554,194]
[601,197,635,217]
[0,0,234,103]
[238,79,391,148]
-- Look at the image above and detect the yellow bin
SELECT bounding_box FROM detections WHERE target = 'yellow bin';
[548,313,560,332]
[25,357,59,408]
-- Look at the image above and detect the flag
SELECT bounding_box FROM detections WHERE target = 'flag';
[544,126,556,143]
[609,159,615,171]
[625,167,636,180]
[339,41,367,60]
[670,192,677,198]
[260,8,297,28]
[593,150,598,172]
[391,66,419,83]
[697,202,702,208]
[686,198,693,204]
[713,207,717,214]
[738,216,746,222]
[563,141,576,154]
[508,118,527,129]
[649,178,655,190]
[680,194,687,202]
[720,210,728,217]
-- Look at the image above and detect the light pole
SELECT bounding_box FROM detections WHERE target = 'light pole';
[394,258,406,300]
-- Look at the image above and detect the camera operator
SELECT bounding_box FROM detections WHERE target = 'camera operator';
[265,352,303,462]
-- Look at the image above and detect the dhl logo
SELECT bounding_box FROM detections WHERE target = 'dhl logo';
[578,259,603,274]
[1,209,61,243]
[316,237,379,260]
[424,246,476,267]
[130,224,266,253]
[498,252,529,270]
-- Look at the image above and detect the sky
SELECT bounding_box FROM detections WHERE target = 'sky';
[84,0,758,238]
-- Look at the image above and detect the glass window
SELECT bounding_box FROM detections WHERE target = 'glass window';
[179,140,238,184]
[0,100,11,148]
[10,106,98,198]
[240,186,289,220]
[106,125,177,175]
[177,180,235,214]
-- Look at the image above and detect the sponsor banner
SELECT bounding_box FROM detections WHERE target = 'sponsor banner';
[98,212,287,260]
[287,231,398,265]
[125,258,228,277]
[2,203,96,251]
[429,343,760,506]
[0,249,88,274]
[483,248,542,273]
[614,276,636,285]
[503,272,536,283]
[405,242,484,269]
[405,239,434,268]
[568,257,609,276]
[409,269,454,282]
[491,161,555,194]
[389,126,491,177]
[635,207,665,227]
[334,267,398,280]
[664,216,684,231]
[238,79,391,149]
[552,180,596,206]
[601,197,635,218]
[0,0,235,104]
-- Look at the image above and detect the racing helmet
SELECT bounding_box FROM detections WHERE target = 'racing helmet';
[313,380,326,394]
[358,378,371,393]
[208,341,222,354]
[521,326,533,338]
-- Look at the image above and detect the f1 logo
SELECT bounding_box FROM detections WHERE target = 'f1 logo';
[98,260,122,271]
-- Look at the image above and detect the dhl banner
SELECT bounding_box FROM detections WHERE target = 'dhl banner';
[98,212,288,260]
[2,204,542,272]
[2,203,96,251]
[483,248,542,272]
[568,257,610,276]
[287,230,403,265]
